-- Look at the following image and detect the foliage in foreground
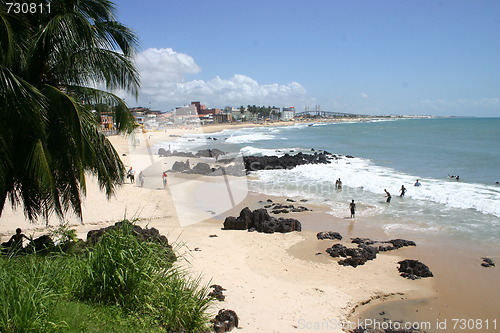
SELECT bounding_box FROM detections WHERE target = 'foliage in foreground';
[0,0,139,222]
[0,221,214,332]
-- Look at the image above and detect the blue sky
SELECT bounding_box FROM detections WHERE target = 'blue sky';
[115,0,500,116]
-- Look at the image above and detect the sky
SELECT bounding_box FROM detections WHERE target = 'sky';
[113,0,500,117]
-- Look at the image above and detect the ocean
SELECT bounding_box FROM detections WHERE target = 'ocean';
[166,118,500,246]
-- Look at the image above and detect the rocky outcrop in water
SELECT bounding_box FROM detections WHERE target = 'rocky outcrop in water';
[223,207,302,233]
[398,259,433,279]
[158,148,225,158]
[243,151,332,172]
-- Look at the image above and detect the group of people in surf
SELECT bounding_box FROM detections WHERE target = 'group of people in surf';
[348,179,422,219]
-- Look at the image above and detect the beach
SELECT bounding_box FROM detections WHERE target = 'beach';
[1,120,499,332]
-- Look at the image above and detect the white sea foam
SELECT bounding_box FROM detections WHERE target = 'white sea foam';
[225,132,277,144]
[251,155,500,218]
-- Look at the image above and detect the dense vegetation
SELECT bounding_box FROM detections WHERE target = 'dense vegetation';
[0,221,214,332]
[0,0,138,222]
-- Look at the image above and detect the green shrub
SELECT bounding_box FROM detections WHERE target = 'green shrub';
[0,255,64,332]
[76,221,171,309]
[149,268,213,333]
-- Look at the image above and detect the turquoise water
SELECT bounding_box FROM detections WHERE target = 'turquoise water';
[168,118,500,245]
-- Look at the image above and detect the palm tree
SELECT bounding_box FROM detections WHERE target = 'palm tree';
[0,0,140,222]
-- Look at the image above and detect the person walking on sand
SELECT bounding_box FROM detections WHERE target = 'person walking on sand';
[399,185,407,197]
[384,189,392,203]
[349,200,356,218]
[138,171,144,187]
[162,171,168,188]
[127,167,135,183]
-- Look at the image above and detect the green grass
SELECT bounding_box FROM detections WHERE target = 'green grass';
[0,220,215,333]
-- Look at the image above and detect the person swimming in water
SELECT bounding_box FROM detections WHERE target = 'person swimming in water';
[399,185,407,197]
[384,189,392,203]
[414,179,421,186]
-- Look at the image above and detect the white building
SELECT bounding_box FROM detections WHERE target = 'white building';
[281,107,295,120]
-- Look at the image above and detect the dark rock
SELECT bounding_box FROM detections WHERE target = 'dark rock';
[481,257,495,267]
[326,244,379,267]
[223,207,301,234]
[317,231,343,240]
[208,284,226,301]
[398,259,433,279]
[243,151,332,172]
[86,221,170,248]
[171,160,190,172]
[351,237,376,245]
[196,148,225,158]
[191,162,212,175]
[158,148,168,157]
[388,239,416,248]
[213,309,238,332]
[286,198,295,202]
[326,244,350,257]
[271,209,289,214]
[28,235,55,253]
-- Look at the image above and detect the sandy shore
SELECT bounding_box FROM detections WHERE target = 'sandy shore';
[0,126,431,332]
[2,122,497,332]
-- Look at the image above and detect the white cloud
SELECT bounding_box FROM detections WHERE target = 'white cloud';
[360,92,368,99]
[123,48,309,110]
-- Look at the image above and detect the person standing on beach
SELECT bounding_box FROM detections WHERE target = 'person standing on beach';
[162,171,168,188]
[349,200,356,218]
[384,189,392,203]
[127,167,135,183]
[399,185,407,197]
[138,171,144,187]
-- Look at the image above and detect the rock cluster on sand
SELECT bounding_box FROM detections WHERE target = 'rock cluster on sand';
[481,257,495,267]
[223,207,302,234]
[208,284,226,301]
[212,309,239,333]
[325,237,417,268]
[266,203,310,214]
[398,259,434,279]
[317,231,343,240]
[87,220,170,246]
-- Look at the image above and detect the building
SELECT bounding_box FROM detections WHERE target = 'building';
[174,105,198,124]
[281,107,295,120]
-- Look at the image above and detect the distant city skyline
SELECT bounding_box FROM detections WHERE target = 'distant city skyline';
[115,0,500,117]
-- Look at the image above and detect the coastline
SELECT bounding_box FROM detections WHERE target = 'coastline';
[1,120,498,332]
